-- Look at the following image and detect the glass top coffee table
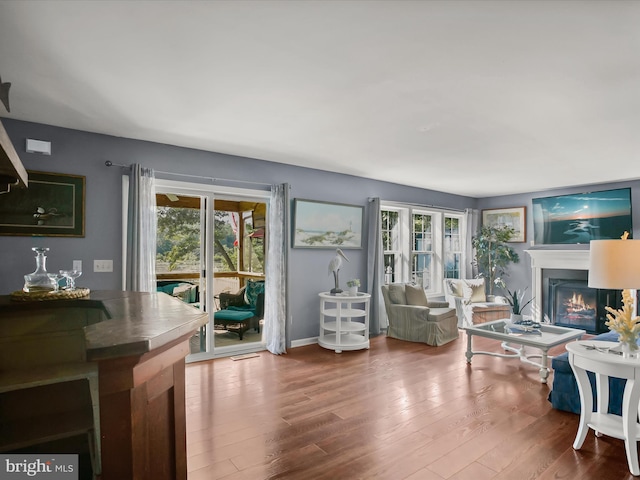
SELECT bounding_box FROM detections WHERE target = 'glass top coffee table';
[464,319,586,383]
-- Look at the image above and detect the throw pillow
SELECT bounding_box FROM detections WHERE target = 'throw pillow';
[405,284,428,306]
[448,280,465,298]
[244,280,265,308]
[388,284,407,304]
[464,279,486,303]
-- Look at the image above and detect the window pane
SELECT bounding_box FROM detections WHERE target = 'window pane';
[382,210,399,252]
[444,215,462,279]
[411,253,431,289]
[384,253,396,284]
[156,204,201,275]
[444,252,460,279]
[413,213,432,251]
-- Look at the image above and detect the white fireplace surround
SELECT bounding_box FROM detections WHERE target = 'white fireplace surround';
[525,249,590,323]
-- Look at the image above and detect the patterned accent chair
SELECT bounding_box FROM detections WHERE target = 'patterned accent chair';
[381,283,458,346]
[215,280,265,340]
[443,278,510,328]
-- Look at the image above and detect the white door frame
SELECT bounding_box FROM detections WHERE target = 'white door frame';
[154,178,269,361]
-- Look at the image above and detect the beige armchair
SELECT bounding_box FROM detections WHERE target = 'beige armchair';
[381,283,459,346]
[443,278,510,328]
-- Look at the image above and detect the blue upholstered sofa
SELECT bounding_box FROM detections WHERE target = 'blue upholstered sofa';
[549,330,636,415]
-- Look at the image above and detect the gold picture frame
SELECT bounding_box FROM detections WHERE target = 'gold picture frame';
[482,206,526,243]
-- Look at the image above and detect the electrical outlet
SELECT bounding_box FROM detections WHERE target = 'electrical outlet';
[94,260,113,272]
[73,260,82,271]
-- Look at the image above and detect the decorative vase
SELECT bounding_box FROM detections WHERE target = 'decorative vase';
[619,336,639,358]
[348,286,358,296]
[510,313,523,324]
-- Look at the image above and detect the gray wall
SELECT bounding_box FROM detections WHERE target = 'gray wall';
[4,118,637,339]
[0,118,475,342]
[477,181,640,314]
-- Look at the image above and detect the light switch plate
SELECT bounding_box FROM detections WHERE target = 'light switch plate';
[73,260,82,271]
[94,260,113,272]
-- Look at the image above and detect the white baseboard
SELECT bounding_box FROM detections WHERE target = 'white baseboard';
[291,336,318,348]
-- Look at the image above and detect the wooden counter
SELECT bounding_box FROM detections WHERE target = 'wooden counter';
[0,291,207,480]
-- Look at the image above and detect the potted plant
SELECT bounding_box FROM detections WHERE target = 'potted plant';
[346,278,360,296]
[471,225,519,296]
[505,287,533,323]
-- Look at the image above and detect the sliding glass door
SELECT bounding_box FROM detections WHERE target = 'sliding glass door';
[155,179,268,361]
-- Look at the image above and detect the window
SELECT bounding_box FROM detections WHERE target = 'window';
[411,212,433,289]
[381,209,400,284]
[444,216,462,279]
[382,205,466,294]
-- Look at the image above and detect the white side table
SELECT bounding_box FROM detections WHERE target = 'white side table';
[318,292,370,353]
[567,340,640,476]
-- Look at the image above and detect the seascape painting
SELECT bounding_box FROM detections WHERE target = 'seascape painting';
[293,199,363,248]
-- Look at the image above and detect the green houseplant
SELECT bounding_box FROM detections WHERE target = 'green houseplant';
[471,225,519,296]
[346,278,360,295]
[505,288,533,317]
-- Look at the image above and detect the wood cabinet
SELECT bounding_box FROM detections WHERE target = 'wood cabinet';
[0,291,207,480]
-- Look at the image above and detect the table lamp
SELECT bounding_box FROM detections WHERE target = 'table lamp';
[588,233,640,352]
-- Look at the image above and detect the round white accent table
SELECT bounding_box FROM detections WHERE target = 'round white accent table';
[318,292,370,353]
[567,340,640,476]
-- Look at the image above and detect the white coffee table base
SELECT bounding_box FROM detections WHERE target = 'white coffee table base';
[464,320,585,384]
[466,337,552,382]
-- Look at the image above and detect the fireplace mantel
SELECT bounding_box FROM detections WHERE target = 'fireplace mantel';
[525,249,590,322]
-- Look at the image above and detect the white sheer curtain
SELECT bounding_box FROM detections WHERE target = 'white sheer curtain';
[264,183,288,354]
[125,164,157,292]
[367,197,386,333]
[465,208,479,278]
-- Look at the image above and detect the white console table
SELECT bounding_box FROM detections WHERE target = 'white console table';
[318,292,370,353]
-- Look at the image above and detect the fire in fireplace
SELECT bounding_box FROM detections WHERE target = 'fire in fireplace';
[549,279,622,334]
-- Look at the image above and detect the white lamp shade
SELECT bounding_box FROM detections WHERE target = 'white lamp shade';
[588,239,640,289]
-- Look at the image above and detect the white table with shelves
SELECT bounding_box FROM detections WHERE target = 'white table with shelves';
[318,291,370,353]
[567,340,640,476]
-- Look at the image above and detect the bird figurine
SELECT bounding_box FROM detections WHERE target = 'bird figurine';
[33,206,61,225]
[328,248,349,294]
[0,76,10,112]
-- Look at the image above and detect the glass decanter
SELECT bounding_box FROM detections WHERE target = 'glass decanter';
[23,247,59,293]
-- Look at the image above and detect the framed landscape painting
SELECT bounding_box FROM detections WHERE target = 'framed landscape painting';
[0,170,85,237]
[293,199,363,248]
[482,206,526,243]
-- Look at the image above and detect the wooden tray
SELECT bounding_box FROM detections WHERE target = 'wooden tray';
[10,288,90,301]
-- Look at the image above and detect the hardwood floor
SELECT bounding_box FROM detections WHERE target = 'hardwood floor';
[185,333,634,480]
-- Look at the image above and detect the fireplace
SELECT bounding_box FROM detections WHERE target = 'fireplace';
[548,279,621,334]
[526,249,628,334]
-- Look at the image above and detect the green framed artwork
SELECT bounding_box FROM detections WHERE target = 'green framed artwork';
[0,170,85,237]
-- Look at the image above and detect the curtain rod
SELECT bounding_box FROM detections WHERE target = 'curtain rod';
[370,197,467,213]
[104,161,272,188]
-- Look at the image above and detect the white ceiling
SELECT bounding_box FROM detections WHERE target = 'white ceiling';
[1,0,639,198]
